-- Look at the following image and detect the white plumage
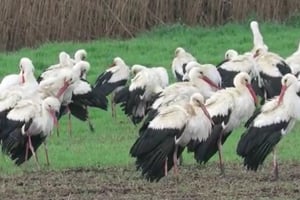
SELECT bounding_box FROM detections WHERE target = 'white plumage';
[171,47,197,81]
[189,72,257,174]
[237,74,300,179]
[0,57,36,91]
[130,93,213,182]
[285,42,300,77]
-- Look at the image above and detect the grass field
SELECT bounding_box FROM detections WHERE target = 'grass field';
[1,21,300,177]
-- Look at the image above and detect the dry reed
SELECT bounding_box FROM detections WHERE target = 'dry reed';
[0,0,299,51]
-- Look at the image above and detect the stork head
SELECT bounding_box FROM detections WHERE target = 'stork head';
[224,49,238,61]
[72,61,90,79]
[187,64,221,90]
[131,64,146,76]
[44,97,61,126]
[234,72,258,105]
[190,93,214,125]
[59,51,72,67]
[74,49,87,62]
[110,57,125,68]
[19,57,34,84]
[278,74,298,105]
[175,47,185,56]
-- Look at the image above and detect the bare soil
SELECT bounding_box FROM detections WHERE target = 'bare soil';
[1,162,300,200]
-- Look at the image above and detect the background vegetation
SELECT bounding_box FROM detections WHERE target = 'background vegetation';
[0,22,300,175]
[1,0,300,51]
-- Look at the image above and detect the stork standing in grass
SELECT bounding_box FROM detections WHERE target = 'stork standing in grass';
[130,93,213,182]
[237,74,300,180]
[94,57,130,119]
[171,47,197,81]
[249,21,291,103]
[114,65,168,124]
[0,58,37,91]
[188,72,257,175]
[1,97,61,167]
[216,50,259,88]
[285,42,300,78]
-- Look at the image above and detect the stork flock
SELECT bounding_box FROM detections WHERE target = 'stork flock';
[0,21,300,182]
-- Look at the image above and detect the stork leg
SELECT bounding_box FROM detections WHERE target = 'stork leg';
[67,108,72,136]
[86,107,95,133]
[27,135,40,169]
[272,148,279,180]
[164,158,168,177]
[217,131,225,176]
[56,122,60,137]
[25,140,29,161]
[173,145,179,177]
[43,141,50,166]
[111,93,117,119]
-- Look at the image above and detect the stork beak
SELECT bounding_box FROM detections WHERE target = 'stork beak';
[19,71,25,84]
[202,76,221,90]
[253,51,259,58]
[278,85,287,106]
[200,103,214,125]
[56,79,70,98]
[80,70,85,79]
[246,83,258,105]
[49,110,58,126]
[182,73,189,82]
[109,62,115,68]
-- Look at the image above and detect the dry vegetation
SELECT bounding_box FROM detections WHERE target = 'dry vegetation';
[0,0,300,51]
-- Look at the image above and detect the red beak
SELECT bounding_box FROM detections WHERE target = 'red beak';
[49,110,58,126]
[253,51,259,58]
[19,71,25,84]
[202,76,221,90]
[200,104,214,125]
[246,83,258,105]
[278,85,287,106]
[56,80,70,98]
[109,63,115,68]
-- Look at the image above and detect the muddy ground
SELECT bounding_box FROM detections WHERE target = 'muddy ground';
[0,162,300,200]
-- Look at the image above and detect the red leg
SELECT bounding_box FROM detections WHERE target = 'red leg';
[44,141,50,166]
[272,148,279,180]
[28,135,40,169]
[217,131,225,176]
[173,145,179,176]
[164,158,168,177]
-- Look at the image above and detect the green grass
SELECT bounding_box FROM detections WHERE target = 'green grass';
[1,22,300,174]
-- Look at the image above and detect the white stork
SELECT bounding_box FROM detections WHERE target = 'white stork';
[171,47,197,81]
[114,65,167,124]
[130,93,213,182]
[216,49,259,88]
[253,47,291,102]
[224,49,239,60]
[72,49,87,63]
[55,61,107,135]
[250,21,268,52]
[182,61,222,90]
[0,57,36,91]
[94,57,130,118]
[188,72,257,175]
[151,64,221,113]
[1,96,61,166]
[237,74,300,180]
[249,21,291,102]
[46,51,73,71]
[285,42,300,78]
